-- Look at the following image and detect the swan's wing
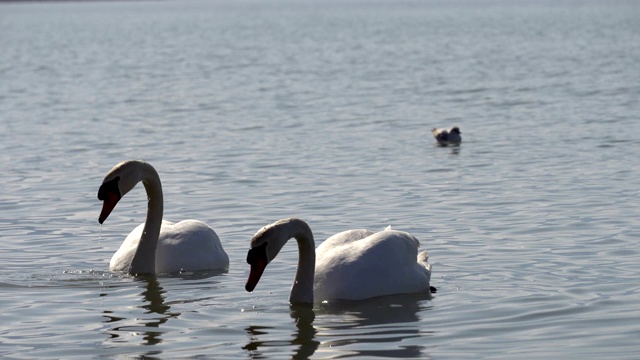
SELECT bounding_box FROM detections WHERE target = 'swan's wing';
[315,230,431,301]
[154,220,229,273]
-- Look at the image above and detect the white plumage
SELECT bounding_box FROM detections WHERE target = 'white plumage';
[98,160,229,274]
[245,218,433,304]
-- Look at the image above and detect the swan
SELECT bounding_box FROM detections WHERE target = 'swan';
[97,160,229,274]
[245,218,433,305]
[431,126,462,145]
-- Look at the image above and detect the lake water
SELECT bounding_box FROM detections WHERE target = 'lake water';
[1,0,639,358]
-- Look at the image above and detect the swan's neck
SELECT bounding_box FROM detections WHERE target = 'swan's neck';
[129,164,163,274]
[289,221,316,305]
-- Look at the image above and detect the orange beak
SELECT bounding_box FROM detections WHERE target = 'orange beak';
[245,257,268,292]
[99,191,120,224]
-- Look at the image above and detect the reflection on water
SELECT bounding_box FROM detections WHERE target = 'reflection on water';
[434,143,461,156]
[100,271,226,351]
[137,276,173,346]
[318,292,432,325]
[243,294,434,359]
[102,275,177,346]
[315,293,434,359]
[244,305,320,360]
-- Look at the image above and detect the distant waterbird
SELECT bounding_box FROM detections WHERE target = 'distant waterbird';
[432,126,462,145]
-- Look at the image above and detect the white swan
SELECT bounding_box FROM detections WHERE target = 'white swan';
[431,126,462,145]
[245,218,433,304]
[97,160,229,274]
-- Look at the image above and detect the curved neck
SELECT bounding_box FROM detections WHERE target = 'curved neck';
[288,220,316,305]
[129,163,163,274]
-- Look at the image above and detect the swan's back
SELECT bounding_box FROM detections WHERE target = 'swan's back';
[316,229,375,252]
[110,220,229,273]
[314,229,431,301]
[155,220,229,273]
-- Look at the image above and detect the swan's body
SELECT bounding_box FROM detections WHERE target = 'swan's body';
[431,126,462,145]
[245,218,432,304]
[97,160,229,274]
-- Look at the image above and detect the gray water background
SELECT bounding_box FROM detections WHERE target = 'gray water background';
[1,0,639,358]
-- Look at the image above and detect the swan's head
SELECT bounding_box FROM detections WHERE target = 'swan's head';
[245,218,312,292]
[451,126,461,134]
[97,160,145,224]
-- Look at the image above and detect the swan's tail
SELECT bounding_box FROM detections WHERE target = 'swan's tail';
[418,250,429,261]
[418,250,431,274]
[383,225,392,231]
[418,250,437,293]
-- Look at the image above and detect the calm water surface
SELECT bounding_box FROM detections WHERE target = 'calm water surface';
[1,0,639,358]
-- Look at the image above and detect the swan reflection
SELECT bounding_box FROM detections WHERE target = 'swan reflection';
[102,275,177,346]
[243,293,434,359]
[100,271,226,334]
[243,305,319,359]
[315,293,435,358]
